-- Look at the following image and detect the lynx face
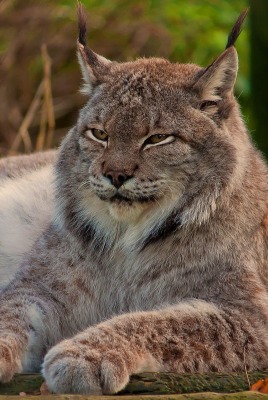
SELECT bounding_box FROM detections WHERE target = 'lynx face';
[76,60,205,221]
[71,54,237,226]
[56,9,241,232]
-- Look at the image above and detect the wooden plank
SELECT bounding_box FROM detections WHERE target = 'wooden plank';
[1,392,268,400]
[1,371,268,397]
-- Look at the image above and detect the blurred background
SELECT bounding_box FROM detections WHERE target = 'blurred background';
[0,0,267,156]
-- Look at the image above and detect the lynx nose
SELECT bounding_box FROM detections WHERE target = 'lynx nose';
[104,171,131,189]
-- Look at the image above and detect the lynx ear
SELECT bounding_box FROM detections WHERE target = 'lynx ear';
[77,2,111,94]
[193,47,238,104]
[193,8,249,111]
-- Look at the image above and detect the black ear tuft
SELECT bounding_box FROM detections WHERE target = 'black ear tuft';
[76,3,112,93]
[225,8,249,49]
[77,1,87,47]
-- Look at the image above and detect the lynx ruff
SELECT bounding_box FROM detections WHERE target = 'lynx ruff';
[1,6,268,395]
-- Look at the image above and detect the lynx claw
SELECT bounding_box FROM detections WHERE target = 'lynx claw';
[42,340,130,394]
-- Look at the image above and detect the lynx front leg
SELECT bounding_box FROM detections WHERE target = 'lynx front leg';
[43,300,268,394]
[0,287,63,382]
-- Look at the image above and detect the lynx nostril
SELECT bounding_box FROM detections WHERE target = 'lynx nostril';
[104,171,131,189]
[117,173,127,185]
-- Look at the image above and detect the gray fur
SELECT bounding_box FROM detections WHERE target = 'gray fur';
[1,8,268,396]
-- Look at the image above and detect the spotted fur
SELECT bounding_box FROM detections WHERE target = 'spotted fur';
[1,7,268,396]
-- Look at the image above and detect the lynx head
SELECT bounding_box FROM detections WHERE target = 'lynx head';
[56,5,249,243]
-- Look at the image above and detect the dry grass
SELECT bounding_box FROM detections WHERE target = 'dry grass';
[9,45,55,154]
[0,1,82,155]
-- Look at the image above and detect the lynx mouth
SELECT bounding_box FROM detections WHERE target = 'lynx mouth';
[110,193,133,205]
[102,193,156,205]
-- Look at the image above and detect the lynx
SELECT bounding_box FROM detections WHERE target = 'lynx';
[0,150,56,287]
[1,5,268,395]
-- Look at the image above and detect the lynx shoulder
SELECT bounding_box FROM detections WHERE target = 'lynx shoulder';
[0,150,57,181]
[0,149,57,287]
[1,6,268,396]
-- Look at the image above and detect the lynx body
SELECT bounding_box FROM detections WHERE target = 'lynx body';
[1,7,268,395]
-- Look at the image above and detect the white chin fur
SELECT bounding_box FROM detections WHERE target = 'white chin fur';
[108,201,149,222]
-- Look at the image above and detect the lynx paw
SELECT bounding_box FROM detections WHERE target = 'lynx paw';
[42,339,130,394]
[0,340,22,383]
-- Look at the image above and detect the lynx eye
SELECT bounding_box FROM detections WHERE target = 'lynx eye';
[144,134,174,147]
[85,128,108,143]
[91,128,108,141]
[149,134,167,144]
